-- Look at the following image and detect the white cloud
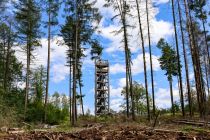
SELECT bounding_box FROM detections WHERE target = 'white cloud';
[110,63,125,74]
[110,53,160,75]
[152,0,169,5]
[132,53,160,75]
[110,86,123,98]
[110,98,123,111]
[155,87,180,108]
[15,36,68,83]
[51,64,69,83]
[95,0,173,54]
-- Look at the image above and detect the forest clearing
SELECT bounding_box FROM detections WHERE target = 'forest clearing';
[0,0,210,139]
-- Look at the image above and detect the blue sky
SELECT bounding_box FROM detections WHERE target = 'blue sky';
[13,0,209,114]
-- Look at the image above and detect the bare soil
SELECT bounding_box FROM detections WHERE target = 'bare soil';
[1,123,210,140]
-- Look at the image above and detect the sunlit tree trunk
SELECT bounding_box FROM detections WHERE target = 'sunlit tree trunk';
[79,73,84,116]
[169,80,175,116]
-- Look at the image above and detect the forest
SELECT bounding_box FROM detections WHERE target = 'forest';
[0,0,210,139]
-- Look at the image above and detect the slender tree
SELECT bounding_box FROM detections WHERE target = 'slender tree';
[15,0,41,119]
[104,0,133,118]
[135,0,150,120]
[177,0,192,116]
[62,0,101,125]
[146,0,155,117]
[43,0,60,122]
[171,0,185,116]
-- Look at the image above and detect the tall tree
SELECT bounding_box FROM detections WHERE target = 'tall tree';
[177,0,192,116]
[43,0,60,122]
[15,0,41,119]
[145,0,155,117]
[171,0,185,116]
[183,0,206,117]
[189,0,209,63]
[157,39,179,115]
[62,0,101,126]
[104,0,134,119]
[134,0,150,120]
[0,22,23,93]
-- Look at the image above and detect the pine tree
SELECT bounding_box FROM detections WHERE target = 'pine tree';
[62,0,101,126]
[189,0,209,63]
[183,0,206,117]
[135,0,150,120]
[145,0,155,117]
[177,0,192,116]
[171,0,185,117]
[43,0,60,122]
[104,0,134,120]
[157,39,179,115]
[14,0,41,119]
[0,22,23,92]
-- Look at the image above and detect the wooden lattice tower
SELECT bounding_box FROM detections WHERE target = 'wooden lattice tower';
[95,59,110,115]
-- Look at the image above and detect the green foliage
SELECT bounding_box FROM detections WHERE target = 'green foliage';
[157,38,179,81]
[14,0,41,49]
[121,81,152,115]
[43,0,61,27]
[189,0,207,20]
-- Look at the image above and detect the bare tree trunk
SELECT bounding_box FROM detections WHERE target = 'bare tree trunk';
[204,55,209,96]
[169,80,175,116]
[79,75,84,116]
[177,0,192,117]
[135,0,150,121]
[44,6,51,122]
[121,0,130,118]
[128,52,134,120]
[146,0,155,116]
[69,57,72,123]
[171,0,185,117]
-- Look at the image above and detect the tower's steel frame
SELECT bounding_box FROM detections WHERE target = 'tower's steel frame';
[95,59,110,115]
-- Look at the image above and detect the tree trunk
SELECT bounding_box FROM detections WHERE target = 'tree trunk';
[128,53,134,120]
[24,39,30,120]
[44,5,51,122]
[135,0,150,121]
[204,55,209,96]
[146,0,155,117]
[69,57,72,123]
[200,9,209,64]
[79,74,84,116]
[183,0,205,118]
[177,0,192,117]
[4,22,12,92]
[171,0,185,117]
[169,80,175,116]
[121,0,130,118]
